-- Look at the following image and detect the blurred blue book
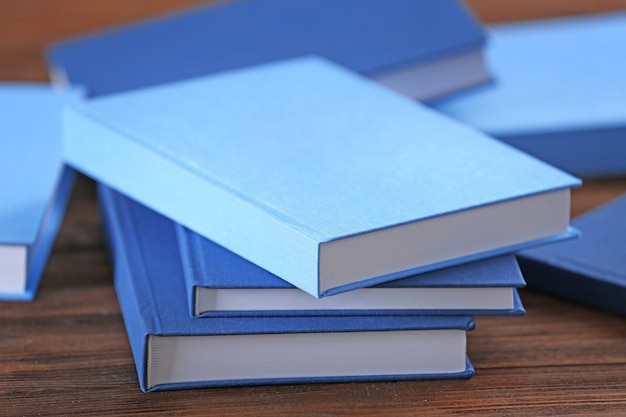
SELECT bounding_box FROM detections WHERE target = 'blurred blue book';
[98,184,476,392]
[518,193,626,316]
[47,0,489,101]
[0,84,78,301]
[431,12,626,178]
[62,57,580,297]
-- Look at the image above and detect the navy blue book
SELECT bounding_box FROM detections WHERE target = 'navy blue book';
[431,12,626,178]
[177,221,526,318]
[99,185,475,392]
[0,84,78,301]
[518,193,626,316]
[47,0,489,101]
[63,57,580,298]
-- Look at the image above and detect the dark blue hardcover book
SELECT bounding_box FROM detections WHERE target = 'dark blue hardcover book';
[63,57,580,298]
[47,0,489,101]
[177,221,525,318]
[431,12,626,178]
[518,193,626,316]
[0,84,78,301]
[98,184,475,392]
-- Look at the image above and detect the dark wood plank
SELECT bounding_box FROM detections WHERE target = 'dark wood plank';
[1,1,626,415]
[468,0,626,23]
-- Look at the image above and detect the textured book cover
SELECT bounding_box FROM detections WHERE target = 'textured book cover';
[0,84,78,301]
[431,12,626,178]
[518,193,626,316]
[47,0,489,101]
[99,184,475,392]
[64,57,580,297]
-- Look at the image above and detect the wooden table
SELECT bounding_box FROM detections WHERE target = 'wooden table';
[2,1,626,415]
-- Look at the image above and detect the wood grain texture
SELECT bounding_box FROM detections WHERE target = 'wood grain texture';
[1,1,626,415]
[468,0,626,23]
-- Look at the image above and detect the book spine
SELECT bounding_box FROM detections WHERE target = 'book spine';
[24,166,76,299]
[175,223,202,317]
[64,107,322,296]
[98,185,154,392]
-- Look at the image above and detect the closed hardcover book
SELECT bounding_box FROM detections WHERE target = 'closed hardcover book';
[47,0,489,101]
[99,184,475,392]
[176,220,526,317]
[64,57,580,297]
[431,12,626,178]
[517,193,626,316]
[0,84,78,301]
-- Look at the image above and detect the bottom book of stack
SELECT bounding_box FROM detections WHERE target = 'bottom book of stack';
[99,185,476,392]
[99,184,533,392]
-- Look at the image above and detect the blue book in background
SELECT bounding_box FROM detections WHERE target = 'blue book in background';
[98,184,476,392]
[63,57,580,298]
[431,12,626,178]
[177,221,526,318]
[517,193,626,317]
[0,84,78,301]
[47,0,489,101]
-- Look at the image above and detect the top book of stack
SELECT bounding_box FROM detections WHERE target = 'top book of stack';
[62,57,580,297]
[46,0,489,101]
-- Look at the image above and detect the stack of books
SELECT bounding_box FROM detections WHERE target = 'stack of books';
[82,56,578,391]
[9,0,626,393]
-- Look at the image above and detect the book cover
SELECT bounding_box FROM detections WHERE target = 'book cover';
[431,12,626,178]
[0,84,78,301]
[176,218,526,317]
[64,57,580,297]
[47,0,489,101]
[517,193,626,316]
[99,184,475,392]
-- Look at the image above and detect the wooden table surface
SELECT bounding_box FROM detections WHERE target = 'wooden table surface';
[2,1,626,415]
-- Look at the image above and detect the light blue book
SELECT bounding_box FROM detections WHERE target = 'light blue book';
[63,57,580,297]
[47,0,489,101]
[0,84,78,301]
[431,12,626,178]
